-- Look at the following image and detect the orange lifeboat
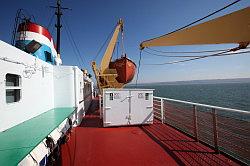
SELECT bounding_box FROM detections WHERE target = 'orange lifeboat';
[109,56,136,84]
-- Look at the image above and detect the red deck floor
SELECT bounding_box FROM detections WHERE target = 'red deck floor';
[60,99,239,166]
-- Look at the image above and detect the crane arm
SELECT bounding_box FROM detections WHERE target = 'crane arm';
[140,7,250,49]
[100,19,123,74]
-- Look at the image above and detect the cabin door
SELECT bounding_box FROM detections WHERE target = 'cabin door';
[103,90,130,127]
[130,90,153,124]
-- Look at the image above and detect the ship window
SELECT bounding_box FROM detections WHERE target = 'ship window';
[145,93,149,100]
[25,40,42,54]
[5,74,21,103]
[15,42,26,50]
[6,74,20,86]
[6,90,21,103]
[45,51,52,62]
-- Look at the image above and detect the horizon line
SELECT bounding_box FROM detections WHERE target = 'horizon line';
[130,77,250,85]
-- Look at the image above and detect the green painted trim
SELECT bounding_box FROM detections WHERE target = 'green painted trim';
[0,107,76,166]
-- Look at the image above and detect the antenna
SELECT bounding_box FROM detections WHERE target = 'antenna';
[50,0,70,56]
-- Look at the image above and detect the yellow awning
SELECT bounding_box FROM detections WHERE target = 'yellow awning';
[140,7,250,49]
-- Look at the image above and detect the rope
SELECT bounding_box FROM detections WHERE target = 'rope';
[47,13,55,30]
[143,47,250,58]
[62,17,87,67]
[62,20,82,67]
[121,30,126,56]
[144,50,250,65]
[143,49,205,58]
[116,41,119,59]
[146,47,231,54]
[93,25,116,61]
[136,50,142,86]
[63,18,87,65]
[142,0,242,45]
[140,0,244,67]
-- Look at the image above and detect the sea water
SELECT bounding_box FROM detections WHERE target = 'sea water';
[128,83,250,111]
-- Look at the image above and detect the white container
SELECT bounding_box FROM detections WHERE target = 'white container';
[102,89,154,127]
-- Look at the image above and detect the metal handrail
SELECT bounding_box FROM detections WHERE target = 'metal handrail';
[153,96,250,164]
[154,96,250,114]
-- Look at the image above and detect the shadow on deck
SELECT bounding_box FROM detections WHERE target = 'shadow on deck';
[60,98,239,166]
[79,99,102,128]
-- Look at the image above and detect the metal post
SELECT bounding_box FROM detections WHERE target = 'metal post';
[50,0,70,55]
[99,95,102,119]
[160,98,164,123]
[193,105,199,141]
[55,0,62,54]
[212,108,219,153]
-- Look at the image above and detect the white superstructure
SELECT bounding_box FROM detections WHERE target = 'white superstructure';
[0,40,93,132]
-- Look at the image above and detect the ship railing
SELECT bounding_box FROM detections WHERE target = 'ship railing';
[153,96,250,165]
[99,95,103,119]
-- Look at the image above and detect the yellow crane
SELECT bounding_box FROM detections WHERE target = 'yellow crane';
[140,7,250,49]
[91,19,125,94]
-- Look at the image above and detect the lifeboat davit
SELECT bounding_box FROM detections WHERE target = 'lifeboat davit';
[109,56,136,84]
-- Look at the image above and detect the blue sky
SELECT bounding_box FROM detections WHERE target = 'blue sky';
[1,0,249,83]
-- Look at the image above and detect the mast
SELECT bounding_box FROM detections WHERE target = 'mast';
[55,0,62,54]
[50,0,70,57]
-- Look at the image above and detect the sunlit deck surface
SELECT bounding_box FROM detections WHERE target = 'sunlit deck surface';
[60,98,239,166]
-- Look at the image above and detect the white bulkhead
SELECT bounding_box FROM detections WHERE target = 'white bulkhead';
[102,89,154,127]
[0,40,93,132]
[0,40,93,165]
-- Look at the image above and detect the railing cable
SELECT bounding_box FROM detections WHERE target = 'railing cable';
[142,0,242,45]
[62,17,87,67]
[135,50,142,86]
[146,47,232,54]
[144,50,250,65]
[143,49,205,58]
[93,25,116,61]
[62,18,82,67]
[47,13,55,30]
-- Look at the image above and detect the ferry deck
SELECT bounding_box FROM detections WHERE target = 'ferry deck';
[60,97,243,166]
